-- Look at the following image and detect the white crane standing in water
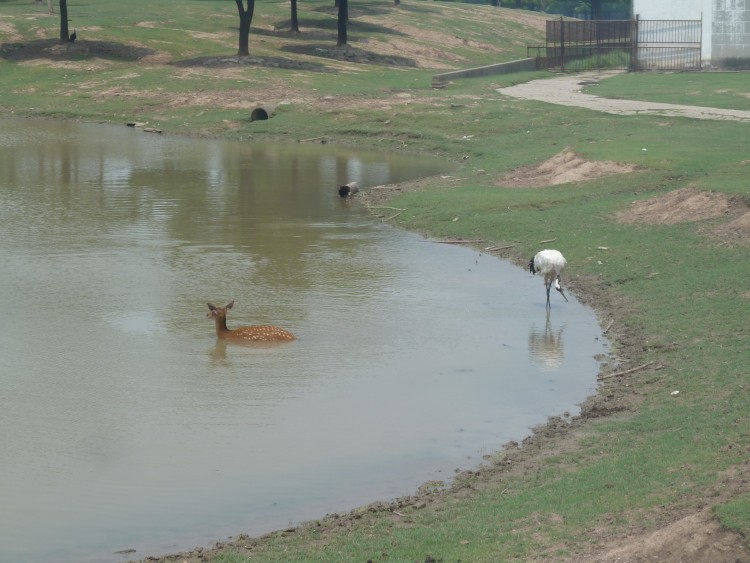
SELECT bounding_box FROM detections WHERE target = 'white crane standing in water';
[529,249,569,309]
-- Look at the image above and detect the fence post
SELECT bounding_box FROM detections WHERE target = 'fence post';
[560,17,565,72]
[699,13,703,69]
[630,14,639,71]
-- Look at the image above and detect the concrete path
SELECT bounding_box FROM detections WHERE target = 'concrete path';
[498,70,750,122]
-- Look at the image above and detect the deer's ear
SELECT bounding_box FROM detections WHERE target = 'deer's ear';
[207,303,216,311]
[226,301,235,310]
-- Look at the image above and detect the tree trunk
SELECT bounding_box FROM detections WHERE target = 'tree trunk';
[235,0,255,57]
[290,0,300,32]
[59,0,69,43]
[336,0,347,46]
[591,0,603,20]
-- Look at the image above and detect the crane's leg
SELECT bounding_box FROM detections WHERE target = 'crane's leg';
[545,281,552,309]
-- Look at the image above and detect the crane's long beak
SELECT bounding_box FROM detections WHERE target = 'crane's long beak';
[556,286,569,302]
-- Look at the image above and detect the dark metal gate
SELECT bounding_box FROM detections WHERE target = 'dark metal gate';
[528,17,702,72]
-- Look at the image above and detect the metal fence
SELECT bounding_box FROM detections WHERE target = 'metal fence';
[636,19,702,70]
[528,18,702,72]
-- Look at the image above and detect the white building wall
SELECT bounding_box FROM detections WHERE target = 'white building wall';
[702,0,713,61]
[713,0,750,60]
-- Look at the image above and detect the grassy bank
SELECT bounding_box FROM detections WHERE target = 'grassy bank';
[2,1,750,561]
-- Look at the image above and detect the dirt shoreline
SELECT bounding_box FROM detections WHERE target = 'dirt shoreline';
[134,72,750,563]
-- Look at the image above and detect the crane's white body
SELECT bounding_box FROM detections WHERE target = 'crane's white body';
[529,249,568,308]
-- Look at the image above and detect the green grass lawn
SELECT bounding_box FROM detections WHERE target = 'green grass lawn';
[586,71,750,110]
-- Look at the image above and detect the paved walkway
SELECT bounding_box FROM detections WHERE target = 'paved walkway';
[498,70,750,122]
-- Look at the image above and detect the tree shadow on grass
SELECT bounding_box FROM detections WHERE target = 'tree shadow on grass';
[280,43,417,67]
[310,1,442,19]
[0,38,156,62]
[169,53,335,73]
[265,17,408,37]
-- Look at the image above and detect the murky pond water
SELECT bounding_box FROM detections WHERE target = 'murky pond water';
[0,118,607,562]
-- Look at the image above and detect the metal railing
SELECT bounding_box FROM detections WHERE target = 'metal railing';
[529,18,702,72]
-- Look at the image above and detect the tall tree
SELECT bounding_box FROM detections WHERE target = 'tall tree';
[59,0,70,43]
[590,0,602,19]
[290,0,300,32]
[235,0,255,56]
[336,0,348,46]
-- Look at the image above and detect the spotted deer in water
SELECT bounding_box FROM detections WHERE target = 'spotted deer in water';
[207,301,295,342]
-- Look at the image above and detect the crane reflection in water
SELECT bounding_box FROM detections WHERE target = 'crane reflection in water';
[528,311,566,371]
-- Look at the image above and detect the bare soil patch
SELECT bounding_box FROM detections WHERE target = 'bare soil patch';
[615,187,748,227]
[710,210,750,247]
[0,21,23,42]
[585,508,750,563]
[497,147,640,188]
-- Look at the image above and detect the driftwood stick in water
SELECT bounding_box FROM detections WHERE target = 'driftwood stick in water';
[432,239,485,244]
[486,244,516,252]
[383,211,404,222]
[598,360,656,380]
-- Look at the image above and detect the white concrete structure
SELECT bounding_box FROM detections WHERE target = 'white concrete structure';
[632,0,750,67]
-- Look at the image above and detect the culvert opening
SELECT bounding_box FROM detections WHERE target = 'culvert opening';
[250,107,270,121]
